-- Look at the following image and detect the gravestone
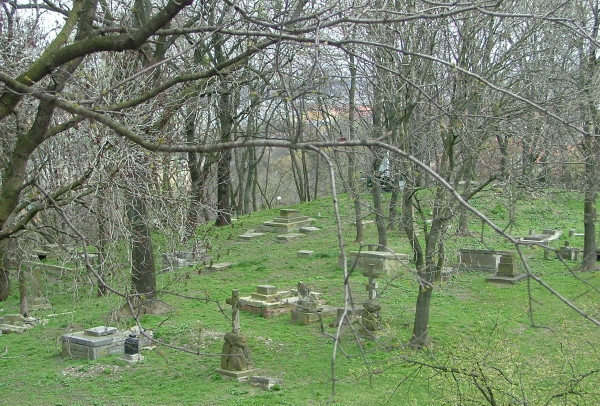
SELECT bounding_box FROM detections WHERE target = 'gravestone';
[61,326,126,360]
[61,326,152,360]
[297,250,314,258]
[458,249,503,272]
[238,229,266,241]
[557,242,581,261]
[290,282,337,325]
[238,285,298,318]
[260,209,314,233]
[520,229,562,245]
[275,233,304,243]
[361,264,383,332]
[485,253,527,284]
[161,249,210,271]
[339,249,407,275]
[28,264,52,310]
[216,290,259,380]
[201,262,233,274]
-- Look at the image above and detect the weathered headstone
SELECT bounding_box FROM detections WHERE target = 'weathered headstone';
[290,282,337,325]
[557,242,581,261]
[216,290,259,380]
[29,265,51,310]
[361,264,382,332]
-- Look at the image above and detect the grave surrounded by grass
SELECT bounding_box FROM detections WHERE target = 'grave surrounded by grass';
[0,190,599,405]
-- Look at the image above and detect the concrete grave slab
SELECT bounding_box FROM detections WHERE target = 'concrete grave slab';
[297,250,314,258]
[339,250,408,275]
[275,233,304,243]
[202,262,233,274]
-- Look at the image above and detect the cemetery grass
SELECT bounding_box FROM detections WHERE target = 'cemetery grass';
[1,189,600,405]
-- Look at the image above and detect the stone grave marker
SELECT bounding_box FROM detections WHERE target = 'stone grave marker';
[275,233,304,243]
[360,264,383,332]
[260,209,314,233]
[339,249,407,275]
[297,250,314,258]
[61,326,152,360]
[485,252,527,284]
[28,264,51,311]
[290,282,337,325]
[238,285,298,318]
[238,229,266,241]
[216,290,259,380]
[458,249,502,272]
[201,262,233,274]
[557,241,581,261]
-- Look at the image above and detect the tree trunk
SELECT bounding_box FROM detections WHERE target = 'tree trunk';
[372,176,388,251]
[0,240,11,301]
[127,193,157,300]
[18,265,28,317]
[410,281,433,348]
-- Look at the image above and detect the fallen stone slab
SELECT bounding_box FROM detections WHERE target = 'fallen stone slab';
[299,226,319,234]
[297,250,314,258]
[0,324,28,334]
[202,262,233,274]
[238,232,265,241]
[250,376,283,390]
[275,233,304,243]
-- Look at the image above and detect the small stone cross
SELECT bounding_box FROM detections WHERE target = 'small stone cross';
[226,289,241,334]
[366,277,378,301]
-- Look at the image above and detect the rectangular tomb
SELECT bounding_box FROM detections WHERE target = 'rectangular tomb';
[62,326,127,360]
[457,249,510,272]
[338,250,408,276]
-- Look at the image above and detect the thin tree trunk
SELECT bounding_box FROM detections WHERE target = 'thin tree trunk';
[19,265,28,316]
[127,193,157,300]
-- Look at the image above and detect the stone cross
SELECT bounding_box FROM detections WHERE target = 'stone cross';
[226,289,241,334]
[366,277,378,301]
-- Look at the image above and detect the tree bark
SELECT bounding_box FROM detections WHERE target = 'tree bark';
[127,193,157,300]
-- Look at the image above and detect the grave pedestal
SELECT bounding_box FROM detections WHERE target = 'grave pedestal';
[338,250,407,275]
[260,209,314,232]
[485,253,527,284]
[216,332,260,381]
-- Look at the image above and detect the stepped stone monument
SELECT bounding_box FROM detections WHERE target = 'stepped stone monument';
[339,248,407,275]
[238,285,298,318]
[485,252,527,284]
[216,290,259,380]
[260,209,313,233]
[290,282,337,325]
